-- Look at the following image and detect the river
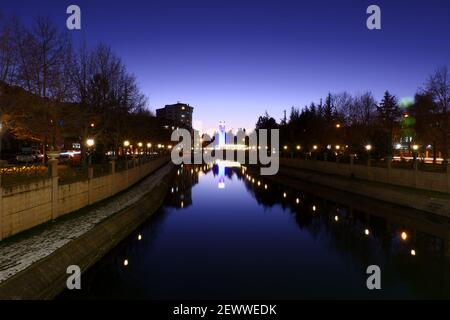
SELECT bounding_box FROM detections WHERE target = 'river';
[60,163,450,299]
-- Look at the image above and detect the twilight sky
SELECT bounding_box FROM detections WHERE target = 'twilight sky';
[2,0,450,133]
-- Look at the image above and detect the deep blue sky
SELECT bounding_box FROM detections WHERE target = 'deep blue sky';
[2,0,450,133]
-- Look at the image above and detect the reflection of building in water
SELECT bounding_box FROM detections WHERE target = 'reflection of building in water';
[213,160,239,189]
[218,163,225,189]
[167,166,199,209]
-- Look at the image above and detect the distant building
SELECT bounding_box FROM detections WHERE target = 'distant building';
[156,103,193,128]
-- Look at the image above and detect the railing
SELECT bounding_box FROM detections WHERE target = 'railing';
[0,154,171,241]
[281,153,448,173]
[280,155,450,194]
[92,162,112,178]
[58,165,89,185]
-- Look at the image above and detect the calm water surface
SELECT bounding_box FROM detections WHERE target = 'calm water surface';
[61,164,450,299]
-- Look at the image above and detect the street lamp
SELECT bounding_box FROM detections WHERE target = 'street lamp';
[412,144,419,164]
[365,144,372,166]
[123,140,130,160]
[86,138,95,166]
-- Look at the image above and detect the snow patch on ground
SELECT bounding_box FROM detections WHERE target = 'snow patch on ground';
[0,164,172,283]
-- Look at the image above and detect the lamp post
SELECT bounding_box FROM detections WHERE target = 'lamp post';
[147,142,152,155]
[138,142,143,154]
[86,138,95,166]
[412,144,419,168]
[365,144,372,166]
[335,145,341,163]
[124,140,130,161]
[312,145,318,160]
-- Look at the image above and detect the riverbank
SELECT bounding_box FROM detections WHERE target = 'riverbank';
[274,163,450,218]
[0,163,175,300]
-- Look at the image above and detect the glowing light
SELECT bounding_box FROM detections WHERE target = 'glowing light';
[264,184,268,190]
[412,144,419,151]
[334,216,339,222]
[296,145,301,150]
[138,234,142,241]
[123,259,129,266]
[399,97,414,109]
[168,145,173,149]
[365,144,372,151]
[395,143,402,150]
[364,229,370,236]
[283,192,287,198]
[296,198,300,204]
[138,142,143,148]
[401,232,408,241]
[257,181,261,186]
[313,205,317,212]
[410,249,416,256]
[215,159,241,168]
[90,123,95,128]
[181,201,184,208]
[335,145,341,150]
[283,146,288,150]
[313,145,318,150]
[147,143,152,148]
[336,124,341,128]
[86,138,95,147]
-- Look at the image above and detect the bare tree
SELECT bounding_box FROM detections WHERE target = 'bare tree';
[426,67,450,162]
[0,15,17,84]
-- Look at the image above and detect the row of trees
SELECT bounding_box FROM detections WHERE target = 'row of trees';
[0,15,171,163]
[256,67,450,162]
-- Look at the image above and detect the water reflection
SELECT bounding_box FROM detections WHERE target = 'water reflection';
[60,164,450,300]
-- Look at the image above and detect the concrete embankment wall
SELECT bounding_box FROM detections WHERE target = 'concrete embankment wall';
[0,163,175,300]
[281,158,450,194]
[0,156,170,240]
[278,159,450,218]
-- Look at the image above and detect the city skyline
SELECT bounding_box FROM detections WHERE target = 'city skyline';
[2,0,450,133]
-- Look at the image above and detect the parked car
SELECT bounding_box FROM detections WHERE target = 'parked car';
[15,153,35,163]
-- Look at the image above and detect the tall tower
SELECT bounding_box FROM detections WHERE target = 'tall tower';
[218,121,226,147]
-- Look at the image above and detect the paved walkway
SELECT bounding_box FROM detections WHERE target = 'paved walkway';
[0,163,172,284]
